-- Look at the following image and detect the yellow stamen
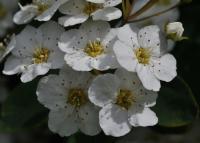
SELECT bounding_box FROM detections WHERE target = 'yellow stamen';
[135,48,151,65]
[32,47,50,64]
[32,0,50,15]
[116,89,135,110]
[83,2,102,15]
[67,88,88,108]
[84,40,104,57]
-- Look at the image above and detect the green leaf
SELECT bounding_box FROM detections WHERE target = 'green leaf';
[1,79,48,131]
[153,76,199,128]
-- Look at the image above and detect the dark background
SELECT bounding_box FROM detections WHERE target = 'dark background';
[174,0,200,105]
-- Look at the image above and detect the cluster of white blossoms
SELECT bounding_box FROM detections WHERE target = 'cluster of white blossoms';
[0,0,186,138]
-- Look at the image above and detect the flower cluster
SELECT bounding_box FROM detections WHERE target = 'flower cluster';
[0,0,186,138]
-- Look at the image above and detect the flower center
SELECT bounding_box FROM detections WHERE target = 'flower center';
[84,40,104,57]
[135,48,151,65]
[83,2,102,15]
[116,89,135,110]
[158,0,171,6]
[0,3,7,19]
[67,88,88,108]
[32,47,50,64]
[32,0,50,15]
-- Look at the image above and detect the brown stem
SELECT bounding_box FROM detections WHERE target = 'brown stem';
[124,0,136,23]
[127,2,180,23]
[128,0,136,16]
[127,0,159,21]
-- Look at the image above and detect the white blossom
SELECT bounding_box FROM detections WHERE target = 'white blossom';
[88,68,158,137]
[59,20,119,71]
[113,24,177,91]
[37,66,101,136]
[131,0,180,52]
[13,0,69,24]
[3,21,65,83]
[58,0,122,27]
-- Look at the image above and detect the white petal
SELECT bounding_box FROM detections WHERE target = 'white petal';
[153,54,177,82]
[64,53,92,71]
[134,85,158,108]
[48,107,78,137]
[136,65,160,91]
[138,25,161,56]
[36,75,68,110]
[92,7,122,21]
[59,0,85,15]
[115,68,141,90]
[35,0,69,21]
[59,29,80,53]
[59,29,87,55]
[102,29,117,46]
[58,14,88,27]
[20,63,51,83]
[80,20,111,41]
[99,104,131,137]
[13,5,38,24]
[3,55,30,75]
[38,21,64,50]
[78,103,101,136]
[91,54,118,71]
[117,24,139,47]
[113,41,137,72]
[128,107,158,127]
[88,74,120,107]
[104,0,122,7]
[86,0,105,3]
[12,25,38,57]
[59,66,93,88]
[48,49,64,69]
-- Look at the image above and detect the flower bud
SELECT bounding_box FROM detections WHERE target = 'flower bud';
[166,22,186,41]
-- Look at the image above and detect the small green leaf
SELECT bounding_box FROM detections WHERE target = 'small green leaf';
[153,76,199,128]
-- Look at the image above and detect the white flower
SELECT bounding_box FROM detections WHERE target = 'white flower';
[131,0,180,52]
[13,0,69,24]
[88,68,158,137]
[59,20,119,71]
[3,21,65,83]
[113,24,177,91]
[0,0,18,37]
[58,0,122,27]
[0,34,16,62]
[166,22,185,41]
[36,66,101,136]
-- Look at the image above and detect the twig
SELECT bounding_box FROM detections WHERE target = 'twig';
[127,0,159,21]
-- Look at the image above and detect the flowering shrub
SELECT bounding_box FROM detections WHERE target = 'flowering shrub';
[0,0,199,142]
